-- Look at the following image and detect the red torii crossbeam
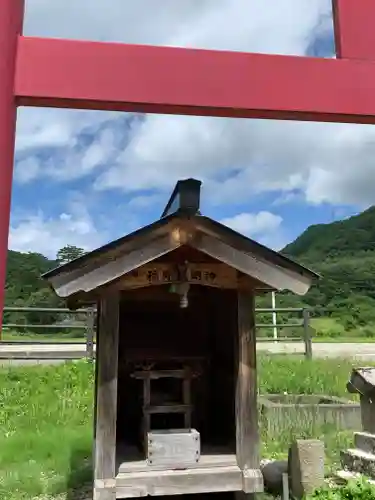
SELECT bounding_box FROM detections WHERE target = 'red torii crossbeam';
[1,0,375,326]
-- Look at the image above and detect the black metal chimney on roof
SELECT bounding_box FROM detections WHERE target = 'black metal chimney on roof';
[161,178,202,219]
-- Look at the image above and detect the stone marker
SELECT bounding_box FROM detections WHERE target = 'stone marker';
[288,439,325,499]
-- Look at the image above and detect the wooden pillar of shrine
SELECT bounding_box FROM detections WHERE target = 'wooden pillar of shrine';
[236,290,263,496]
[94,292,120,500]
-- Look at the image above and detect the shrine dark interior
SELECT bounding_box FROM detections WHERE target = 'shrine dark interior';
[116,284,237,464]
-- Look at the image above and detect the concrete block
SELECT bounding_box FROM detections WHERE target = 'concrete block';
[355,432,375,455]
[259,394,361,433]
[341,448,375,479]
[288,439,325,499]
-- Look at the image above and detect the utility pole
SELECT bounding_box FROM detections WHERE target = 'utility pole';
[271,291,278,340]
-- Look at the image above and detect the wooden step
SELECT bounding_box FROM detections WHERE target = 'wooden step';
[355,432,375,455]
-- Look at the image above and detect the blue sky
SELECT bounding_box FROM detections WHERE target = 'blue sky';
[8,0,374,258]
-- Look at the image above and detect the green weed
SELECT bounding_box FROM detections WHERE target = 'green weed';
[0,356,369,499]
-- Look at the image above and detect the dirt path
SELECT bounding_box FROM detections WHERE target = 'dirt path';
[1,342,375,363]
[257,342,375,360]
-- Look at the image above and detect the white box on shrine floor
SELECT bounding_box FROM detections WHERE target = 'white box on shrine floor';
[147,429,201,467]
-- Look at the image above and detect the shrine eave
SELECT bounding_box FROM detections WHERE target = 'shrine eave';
[43,212,318,300]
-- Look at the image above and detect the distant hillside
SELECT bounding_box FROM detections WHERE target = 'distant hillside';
[5,245,86,316]
[5,209,375,339]
[2,246,93,331]
[283,206,375,264]
[5,250,56,305]
[276,207,375,337]
[3,250,61,327]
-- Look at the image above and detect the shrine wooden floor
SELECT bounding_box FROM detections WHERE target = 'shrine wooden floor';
[117,444,236,473]
[112,445,263,498]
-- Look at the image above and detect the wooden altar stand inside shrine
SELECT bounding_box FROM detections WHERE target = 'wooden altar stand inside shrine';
[43,179,318,500]
[131,364,194,449]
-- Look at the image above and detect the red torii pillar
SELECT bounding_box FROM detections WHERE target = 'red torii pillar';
[1,0,375,328]
[0,0,24,330]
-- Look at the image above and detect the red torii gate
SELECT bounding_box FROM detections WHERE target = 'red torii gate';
[1,0,375,327]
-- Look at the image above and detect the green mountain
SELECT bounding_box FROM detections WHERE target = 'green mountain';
[4,245,87,315]
[3,250,61,328]
[283,206,375,264]
[279,206,375,337]
[5,250,57,305]
[4,209,375,339]
[3,245,86,331]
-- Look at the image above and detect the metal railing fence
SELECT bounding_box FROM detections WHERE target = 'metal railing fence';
[1,306,312,360]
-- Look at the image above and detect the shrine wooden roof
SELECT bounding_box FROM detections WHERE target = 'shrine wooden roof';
[43,179,318,300]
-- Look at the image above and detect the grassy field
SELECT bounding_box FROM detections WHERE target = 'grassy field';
[0,361,93,500]
[311,317,375,341]
[0,356,370,500]
[257,316,375,343]
[258,356,357,467]
[1,330,87,343]
[313,337,375,343]
[4,314,375,344]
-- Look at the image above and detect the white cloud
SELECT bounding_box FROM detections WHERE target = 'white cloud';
[8,203,106,258]
[127,194,165,210]
[25,0,330,53]
[15,109,125,182]
[221,211,282,235]
[8,202,286,257]
[14,156,41,184]
[99,115,375,209]
[220,211,285,249]
[17,0,375,232]
[17,1,337,193]
[7,186,152,257]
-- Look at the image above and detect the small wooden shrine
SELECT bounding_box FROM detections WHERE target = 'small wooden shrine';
[43,179,318,500]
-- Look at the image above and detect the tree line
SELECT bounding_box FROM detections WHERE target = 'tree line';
[5,204,375,339]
